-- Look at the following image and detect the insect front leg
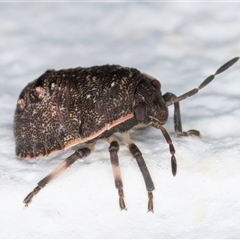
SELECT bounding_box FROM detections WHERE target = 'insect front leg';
[106,136,126,211]
[23,142,95,206]
[122,131,155,212]
[163,92,200,137]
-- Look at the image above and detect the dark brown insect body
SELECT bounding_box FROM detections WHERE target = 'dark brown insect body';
[14,58,239,212]
[14,65,167,159]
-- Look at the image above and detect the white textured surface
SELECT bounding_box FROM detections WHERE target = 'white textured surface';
[0,2,240,238]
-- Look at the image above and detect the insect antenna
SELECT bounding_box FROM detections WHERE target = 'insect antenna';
[166,57,239,106]
[150,120,177,176]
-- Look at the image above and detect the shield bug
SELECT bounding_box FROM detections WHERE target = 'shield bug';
[14,57,239,212]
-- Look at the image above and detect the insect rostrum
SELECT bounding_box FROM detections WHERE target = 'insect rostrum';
[14,58,239,212]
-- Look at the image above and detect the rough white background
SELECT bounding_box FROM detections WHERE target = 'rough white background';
[0,2,240,238]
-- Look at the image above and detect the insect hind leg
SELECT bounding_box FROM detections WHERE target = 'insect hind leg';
[23,143,94,206]
[163,92,200,137]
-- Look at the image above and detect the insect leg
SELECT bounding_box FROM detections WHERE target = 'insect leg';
[106,136,126,211]
[165,57,239,106]
[23,142,94,206]
[151,121,177,176]
[122,131,155,212]
[163,92,200,137]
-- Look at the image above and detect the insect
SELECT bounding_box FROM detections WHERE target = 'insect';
[14,57,239,212]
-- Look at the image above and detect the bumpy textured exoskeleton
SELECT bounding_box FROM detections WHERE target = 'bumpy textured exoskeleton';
[14,57,239,212]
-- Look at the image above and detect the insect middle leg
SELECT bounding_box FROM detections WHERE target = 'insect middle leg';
[23,142,94,206]
[122,131,155,212]
[106,136,126,210]
[163,92,200,137]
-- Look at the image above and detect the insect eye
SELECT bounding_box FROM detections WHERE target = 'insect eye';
[151,79,161,90]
